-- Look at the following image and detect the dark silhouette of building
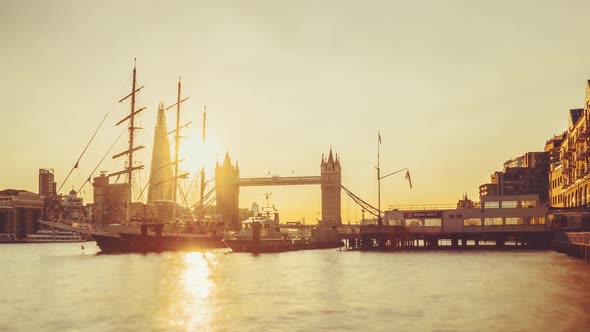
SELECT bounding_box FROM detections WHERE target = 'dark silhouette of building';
[215,152,240,229]
[320,148,342,226]
[38,168,56,197]
[480,152,549,204]
[0,189,43,238]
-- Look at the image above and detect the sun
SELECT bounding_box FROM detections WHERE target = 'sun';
[172,133,223,208]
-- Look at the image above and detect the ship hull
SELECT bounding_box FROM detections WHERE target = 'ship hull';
[93,233,225,254]
[223,239,341,253]
[38,220,226,254]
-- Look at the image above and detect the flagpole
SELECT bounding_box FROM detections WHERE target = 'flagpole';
[377,131,382,226]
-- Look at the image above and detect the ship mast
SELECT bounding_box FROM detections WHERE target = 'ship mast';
[165,77,190,220]
[110,59,145,221]
[199,106,207,219]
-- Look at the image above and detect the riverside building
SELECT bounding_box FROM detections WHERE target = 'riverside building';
[479,152,549,204]
[547,81,590,208]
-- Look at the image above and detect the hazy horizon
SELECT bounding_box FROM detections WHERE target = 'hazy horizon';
[2,0,590,223]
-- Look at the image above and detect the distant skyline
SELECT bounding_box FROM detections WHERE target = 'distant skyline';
[2,0,590,223]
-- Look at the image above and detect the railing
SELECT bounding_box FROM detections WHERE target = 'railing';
[562,232,590,245]
[388,203,463,210]
[404,224,550,234]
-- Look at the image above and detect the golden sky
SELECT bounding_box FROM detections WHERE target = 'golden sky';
[1,0,590,223]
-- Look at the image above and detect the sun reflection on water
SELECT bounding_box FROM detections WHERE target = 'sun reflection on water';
[162,252,216,331]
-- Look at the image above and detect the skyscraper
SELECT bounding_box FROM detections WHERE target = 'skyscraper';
[147,102,174,203]
[38,168,56,197]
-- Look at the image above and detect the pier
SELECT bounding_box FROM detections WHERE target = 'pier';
[552,232,590,261]
[338,194,556,250]
[338,224,554,250]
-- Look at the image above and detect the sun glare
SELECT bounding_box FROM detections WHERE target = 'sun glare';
[181,133,223,178]
[175,252,215,330]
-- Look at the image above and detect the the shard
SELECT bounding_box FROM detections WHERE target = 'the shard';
[147,102,174,203]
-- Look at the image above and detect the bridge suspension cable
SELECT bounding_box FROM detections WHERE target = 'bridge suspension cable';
[341,185,382,218]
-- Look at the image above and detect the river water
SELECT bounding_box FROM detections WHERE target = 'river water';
[1,243,589,331]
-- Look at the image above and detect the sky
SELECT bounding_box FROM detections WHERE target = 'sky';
[1,0,590,223]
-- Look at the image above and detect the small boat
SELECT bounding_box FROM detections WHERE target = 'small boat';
[223,195,340,253]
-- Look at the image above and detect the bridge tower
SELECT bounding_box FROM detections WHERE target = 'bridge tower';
[215,152,240,229]
[320,148,341,226]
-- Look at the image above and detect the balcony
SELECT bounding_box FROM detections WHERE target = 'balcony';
[568,142,576,152]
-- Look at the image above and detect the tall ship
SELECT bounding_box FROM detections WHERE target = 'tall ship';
[41,62,226,253]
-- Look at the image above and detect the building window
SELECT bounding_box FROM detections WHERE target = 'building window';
[521,200,537,207]
[501,201,518,208]
[387,218,403,226]
[424,218,442,227]
[406,218,422,226]
[464,218,482,226]
[484,217,502,225]
[505,217,524,225]
[484,201,500,208]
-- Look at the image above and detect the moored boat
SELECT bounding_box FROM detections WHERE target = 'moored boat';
[25,229,83,243]
[223,195,340,253]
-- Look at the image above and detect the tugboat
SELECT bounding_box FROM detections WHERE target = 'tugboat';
[223,194,340,253]
[40,62,226,253]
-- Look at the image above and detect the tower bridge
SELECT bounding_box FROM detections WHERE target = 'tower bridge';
[215,149,341,229]
[239,176,321,186]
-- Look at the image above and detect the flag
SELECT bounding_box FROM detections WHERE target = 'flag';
[74,161,79,168]
[405,170,412,189]
[378,132,382,144]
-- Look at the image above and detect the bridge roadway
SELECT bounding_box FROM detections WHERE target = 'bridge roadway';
[239,176,321,187]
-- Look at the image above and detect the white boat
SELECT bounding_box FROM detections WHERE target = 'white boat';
[25,230,83,243]
[223,195,340,253]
